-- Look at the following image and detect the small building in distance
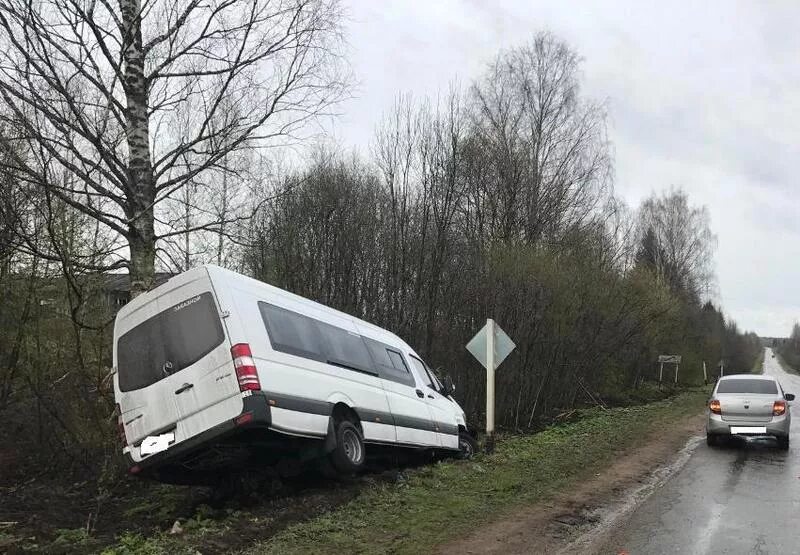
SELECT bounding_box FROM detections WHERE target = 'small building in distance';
[102,272,174,312]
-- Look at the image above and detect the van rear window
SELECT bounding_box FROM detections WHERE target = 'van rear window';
[717,379,778,395]
[117,292,224,392]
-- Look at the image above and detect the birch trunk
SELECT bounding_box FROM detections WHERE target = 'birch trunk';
[120,0,156,296]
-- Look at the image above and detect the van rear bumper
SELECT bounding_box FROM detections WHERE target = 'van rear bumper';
[125,391,271,476]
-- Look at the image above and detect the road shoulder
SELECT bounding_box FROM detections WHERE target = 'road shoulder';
[437,412,705,555]
[247,391,708,555]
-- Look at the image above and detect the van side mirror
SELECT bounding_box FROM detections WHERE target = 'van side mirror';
[443,376,456,396]
[785,393,795,401]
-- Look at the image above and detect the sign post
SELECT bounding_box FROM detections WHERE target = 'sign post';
[486,319,495,442]
[658,355,682,384]
[703,361,707,385]
[467,319,515,454]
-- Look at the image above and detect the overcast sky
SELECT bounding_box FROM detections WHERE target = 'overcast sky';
[329,0,800,337]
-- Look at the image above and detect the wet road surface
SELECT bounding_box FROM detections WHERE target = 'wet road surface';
[599,348,800,555]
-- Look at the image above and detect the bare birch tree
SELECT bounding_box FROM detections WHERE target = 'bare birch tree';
[637,188,717,299]
[471,31,611,244]
[0,0,348,295]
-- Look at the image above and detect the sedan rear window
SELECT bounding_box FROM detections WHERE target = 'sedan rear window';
[717,379,778,395]
[117,292,224,392]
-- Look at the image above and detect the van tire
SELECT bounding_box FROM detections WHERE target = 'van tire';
[329,420,365,474]
[777,436,790,450]
[458,431,478,459]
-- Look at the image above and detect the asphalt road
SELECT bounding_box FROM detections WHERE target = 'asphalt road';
[599,348,800,555]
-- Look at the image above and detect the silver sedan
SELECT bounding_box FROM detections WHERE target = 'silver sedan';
[706,374,794,449]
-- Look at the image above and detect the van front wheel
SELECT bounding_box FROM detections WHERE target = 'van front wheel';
[458,431,478,459]
[330,420,365,474]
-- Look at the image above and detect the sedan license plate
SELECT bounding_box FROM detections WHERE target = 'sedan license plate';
[730,426,767,435]
[140,432,175,455]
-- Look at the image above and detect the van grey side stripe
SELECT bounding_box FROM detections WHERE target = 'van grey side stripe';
[265,392,332,416]
[268,423,327,439]
[365,438,460,451]
[394,415,458,436]
[356,408,458,436]
[355,408,396,426]
[265,392,459,436]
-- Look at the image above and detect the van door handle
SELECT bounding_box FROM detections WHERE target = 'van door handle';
[416,389,424,398]
[175,383,194,395]
[427,394,435,399]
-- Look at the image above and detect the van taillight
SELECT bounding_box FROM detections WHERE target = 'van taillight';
[116,403,128,445]
[231,343,261,391]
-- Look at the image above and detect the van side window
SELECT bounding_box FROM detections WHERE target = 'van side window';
[317,321,374,374]
[258,302,326,362]
[409,355,442,392]
[408,356,433,388]
[387,350,409,373]
[364,339,416,387]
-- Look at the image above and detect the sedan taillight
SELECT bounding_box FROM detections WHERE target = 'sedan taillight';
[773,401,786,416]
[709,400,721,414]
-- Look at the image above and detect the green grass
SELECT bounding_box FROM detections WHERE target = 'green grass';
[774,350,798,375]
[244,390,709,555]
[753,349,765,374]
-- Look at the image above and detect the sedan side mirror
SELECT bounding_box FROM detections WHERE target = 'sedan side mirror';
[443,375,456,396]
[785,393,795,401]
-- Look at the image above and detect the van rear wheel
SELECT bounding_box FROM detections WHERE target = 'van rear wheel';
[330,420,365,474]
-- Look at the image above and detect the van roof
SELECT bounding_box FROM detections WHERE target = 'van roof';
[206,265,414,352]
[118,265,414,353]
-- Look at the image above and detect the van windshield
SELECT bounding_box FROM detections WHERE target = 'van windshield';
[117,292,224,392]
[717,379,778,395]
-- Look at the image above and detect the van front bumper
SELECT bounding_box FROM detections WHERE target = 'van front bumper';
[125,391,272,476]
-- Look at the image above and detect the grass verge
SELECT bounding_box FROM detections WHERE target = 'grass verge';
[244,389,708,555]
[753,349,765,373]
[774,350,798,375]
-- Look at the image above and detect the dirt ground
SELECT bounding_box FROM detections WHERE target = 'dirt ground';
[437,413,706,555]
[0,466,386,554]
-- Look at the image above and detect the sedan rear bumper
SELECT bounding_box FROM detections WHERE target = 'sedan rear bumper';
[706,413,790,437]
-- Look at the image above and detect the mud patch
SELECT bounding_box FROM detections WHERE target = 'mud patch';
[0,468,401,554]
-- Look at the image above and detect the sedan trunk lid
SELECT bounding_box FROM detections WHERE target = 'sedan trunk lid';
[719,394,774,423]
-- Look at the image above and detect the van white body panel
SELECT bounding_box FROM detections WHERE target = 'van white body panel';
[114,269,243,464]
[113,265,467,469]
[269,407,329,437]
